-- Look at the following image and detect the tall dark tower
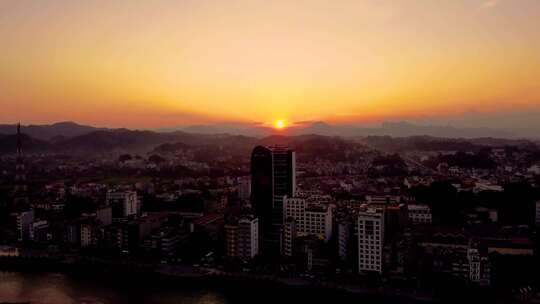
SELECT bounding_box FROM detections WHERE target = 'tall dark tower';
[251,145,295,256]
[13,123,29,207]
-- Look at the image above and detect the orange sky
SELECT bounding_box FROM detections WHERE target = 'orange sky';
[1,0,539,128]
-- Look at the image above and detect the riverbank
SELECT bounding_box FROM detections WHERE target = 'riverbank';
[0,255,434,303]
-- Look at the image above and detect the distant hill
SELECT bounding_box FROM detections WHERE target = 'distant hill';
[361,135,535,153]
[1,128,261,156]
[0,121,102,140]
[0,121,534,156]
[171,121,517,139]
[0,128,184,155]
[0,120,523,141]
[372,122,516,139]
[290,121,515,138]
[54,130,179,154]
[159,123,270,137]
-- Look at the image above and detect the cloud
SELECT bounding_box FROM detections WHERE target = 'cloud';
[482,0,500,8]
[292,120,317,126]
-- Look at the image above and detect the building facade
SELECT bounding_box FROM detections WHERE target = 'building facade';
[283,196,333,242]
[338,218,355,262]
[358,208,385,273]
[237,177,251,201]
[225,215,259,260]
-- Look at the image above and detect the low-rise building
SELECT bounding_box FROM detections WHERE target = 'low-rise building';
[13,209,34,241]
[29,220,49,242]
[225,215,259,261]
[106,190,139,221]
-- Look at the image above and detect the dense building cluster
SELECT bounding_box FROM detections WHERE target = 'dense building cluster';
[1,125,540,301]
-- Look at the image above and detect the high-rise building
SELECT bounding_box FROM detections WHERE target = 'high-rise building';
[251,145,295,256]
[358,208,385,274]
[384,203,408,241]
[13,123,29,207]
[338,217,355,262]
[237,177,251,201]
[14,123,26,193]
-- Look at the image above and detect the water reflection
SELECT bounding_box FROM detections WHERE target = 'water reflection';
[0,272,228,304]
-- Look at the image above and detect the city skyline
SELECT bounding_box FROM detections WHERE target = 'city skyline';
[1,1,540,129]
[2,1,540,303]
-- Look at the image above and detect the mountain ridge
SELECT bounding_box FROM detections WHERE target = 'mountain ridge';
[0,128,536,156]
[0,120,527,140]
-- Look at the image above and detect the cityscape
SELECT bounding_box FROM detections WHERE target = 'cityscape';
[1,1,540,303]
[1,121,540,303]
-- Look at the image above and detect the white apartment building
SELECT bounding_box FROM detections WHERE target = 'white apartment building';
[408,204,432,224]
[237,216,259,260]
[358,208,385,273]
[283,196,333,242]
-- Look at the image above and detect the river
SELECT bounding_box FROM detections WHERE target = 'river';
[0,271,431,304]
[0,272,228,304]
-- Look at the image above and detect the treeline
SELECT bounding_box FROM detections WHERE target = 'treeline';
[424,151,497,169]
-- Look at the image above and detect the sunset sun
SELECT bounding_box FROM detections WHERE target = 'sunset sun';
[274,120,285,129]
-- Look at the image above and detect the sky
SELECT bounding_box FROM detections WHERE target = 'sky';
[0,0,539,130]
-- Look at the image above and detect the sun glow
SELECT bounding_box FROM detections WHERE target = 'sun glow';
[1,1,540,128]
[274,120,285,129]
